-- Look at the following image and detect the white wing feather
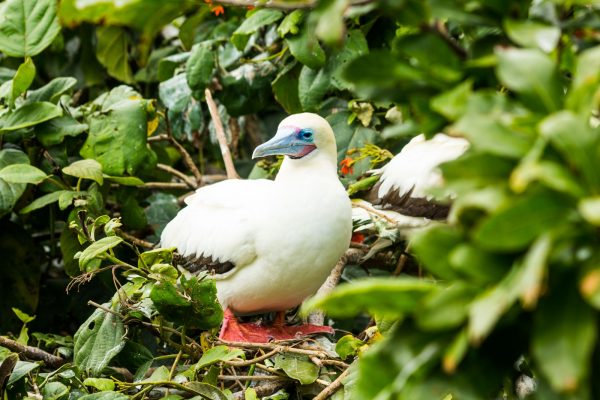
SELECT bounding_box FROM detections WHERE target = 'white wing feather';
[160,179,274,267]
[377,133,469,199]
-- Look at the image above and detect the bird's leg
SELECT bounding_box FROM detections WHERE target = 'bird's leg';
[219,308,335,343]
[273,311,286,327]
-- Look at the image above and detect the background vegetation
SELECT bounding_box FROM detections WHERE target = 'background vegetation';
[1,0,600,399]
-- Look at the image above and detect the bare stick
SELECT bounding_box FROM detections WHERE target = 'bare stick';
[225,347,282,367]
[142,182,190,190]
[233,380,288,400]
[308,254,348,325]
[204,89,239,179]
[219,375,286,382]
[213,0,372,10]
[215,340,328,357]
[0,336,65,368]
[162,113,203,184]
[116,230,154,249]
[313,367,351,400]
[157,163,197,189]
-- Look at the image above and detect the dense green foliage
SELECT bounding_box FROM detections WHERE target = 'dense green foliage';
[1,0,600,399]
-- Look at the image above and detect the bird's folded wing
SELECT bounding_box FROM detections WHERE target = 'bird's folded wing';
[160,179,274,272]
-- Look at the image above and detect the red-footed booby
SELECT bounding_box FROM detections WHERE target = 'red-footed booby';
[160,113,352,342]
[354,133,469,228]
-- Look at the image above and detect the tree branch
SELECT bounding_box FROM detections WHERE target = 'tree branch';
[0,336,65,369]
[308,254,348,325]
[214,0,373,10]
[204,89,239,180]
[157,163,198,189]
[313,367,351,400]
[161,113,204,185]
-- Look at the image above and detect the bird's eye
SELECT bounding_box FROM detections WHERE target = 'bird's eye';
[300,129,313,140]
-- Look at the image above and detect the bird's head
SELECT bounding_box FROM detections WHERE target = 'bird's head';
[252,113,336,163]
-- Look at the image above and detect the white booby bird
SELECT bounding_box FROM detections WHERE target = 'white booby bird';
[353,133,469,228]
[160,113,352,342]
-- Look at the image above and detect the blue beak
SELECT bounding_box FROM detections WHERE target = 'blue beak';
[252,133,316,159]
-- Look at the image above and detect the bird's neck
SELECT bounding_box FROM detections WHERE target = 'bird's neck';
[275,150,338,185]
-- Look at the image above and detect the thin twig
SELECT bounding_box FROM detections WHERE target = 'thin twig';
[116,230,154,249]
[213,0,372,10]
[225,347,282,367]
[162,113,203,184]
[219,375,285,382]
[157,163,198,189]
[204,89,239,179]
[0,337,65,368]
[308,254,348,325]
[142,182,190,190]
[215,340,328,357]
[233,380,288,400]
[313,367,351,400]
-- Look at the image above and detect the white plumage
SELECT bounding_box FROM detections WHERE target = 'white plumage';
[352,133,469,228]
[376,133,469,200]
[161,113,352,315]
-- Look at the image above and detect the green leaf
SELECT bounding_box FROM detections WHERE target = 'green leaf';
[0,102,63,132]
[277,10,303,37]
[138,247,174,269]
[335,335,363,360]
[63,159,104,185]
[150,276,223,330]
[0,0,61,57]
[80,96,157,176]
[431,80,473,121]
[195,346,244,370]
[274,353,320,385]
[159,73,192,113]
[504,19,560,52]
[83,377,115,392]
[35,115,88,146]
[286,26,326,69]
[145,193,180,240]
[314,0,349,47]
[19,191,67,214]
[103,175,144,186]
[12,307,34,323]
[7,360,39,386]
[0,164,46,184]
[272,62,303,114]
[231,9,283,50]
[410,225,463,280]
[303,277,436,318]
[96,26,133,83]
[25,77,77,104]
[532,287,596,392]
[12,58,36,100]
[78,391,128,400]
[567,46,600,115]
[78,236,124,271]
[0,148,29,217]
[417,284,475,331]
[579,197,600,226]
[74,306,126,376]
[41,381,69,399]
[186,42,214,93]
[496,48,562,112]
[184,382,228,400]
[298,65,330,112]
[474,192,570,251]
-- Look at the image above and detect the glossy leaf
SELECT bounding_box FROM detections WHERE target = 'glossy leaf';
[63,159,104,185]
[0,0,61,57]
[231,9,283,50]
[286,26,326,69]
[0,102,62,132]
[0,164,47,184]
[96,26,133,83]
[274,353,320,385]
[11,58,36,100]
[0,149,29,217]
[77,236,124,271]
[303,277,436,318]
[186,42,214,93]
